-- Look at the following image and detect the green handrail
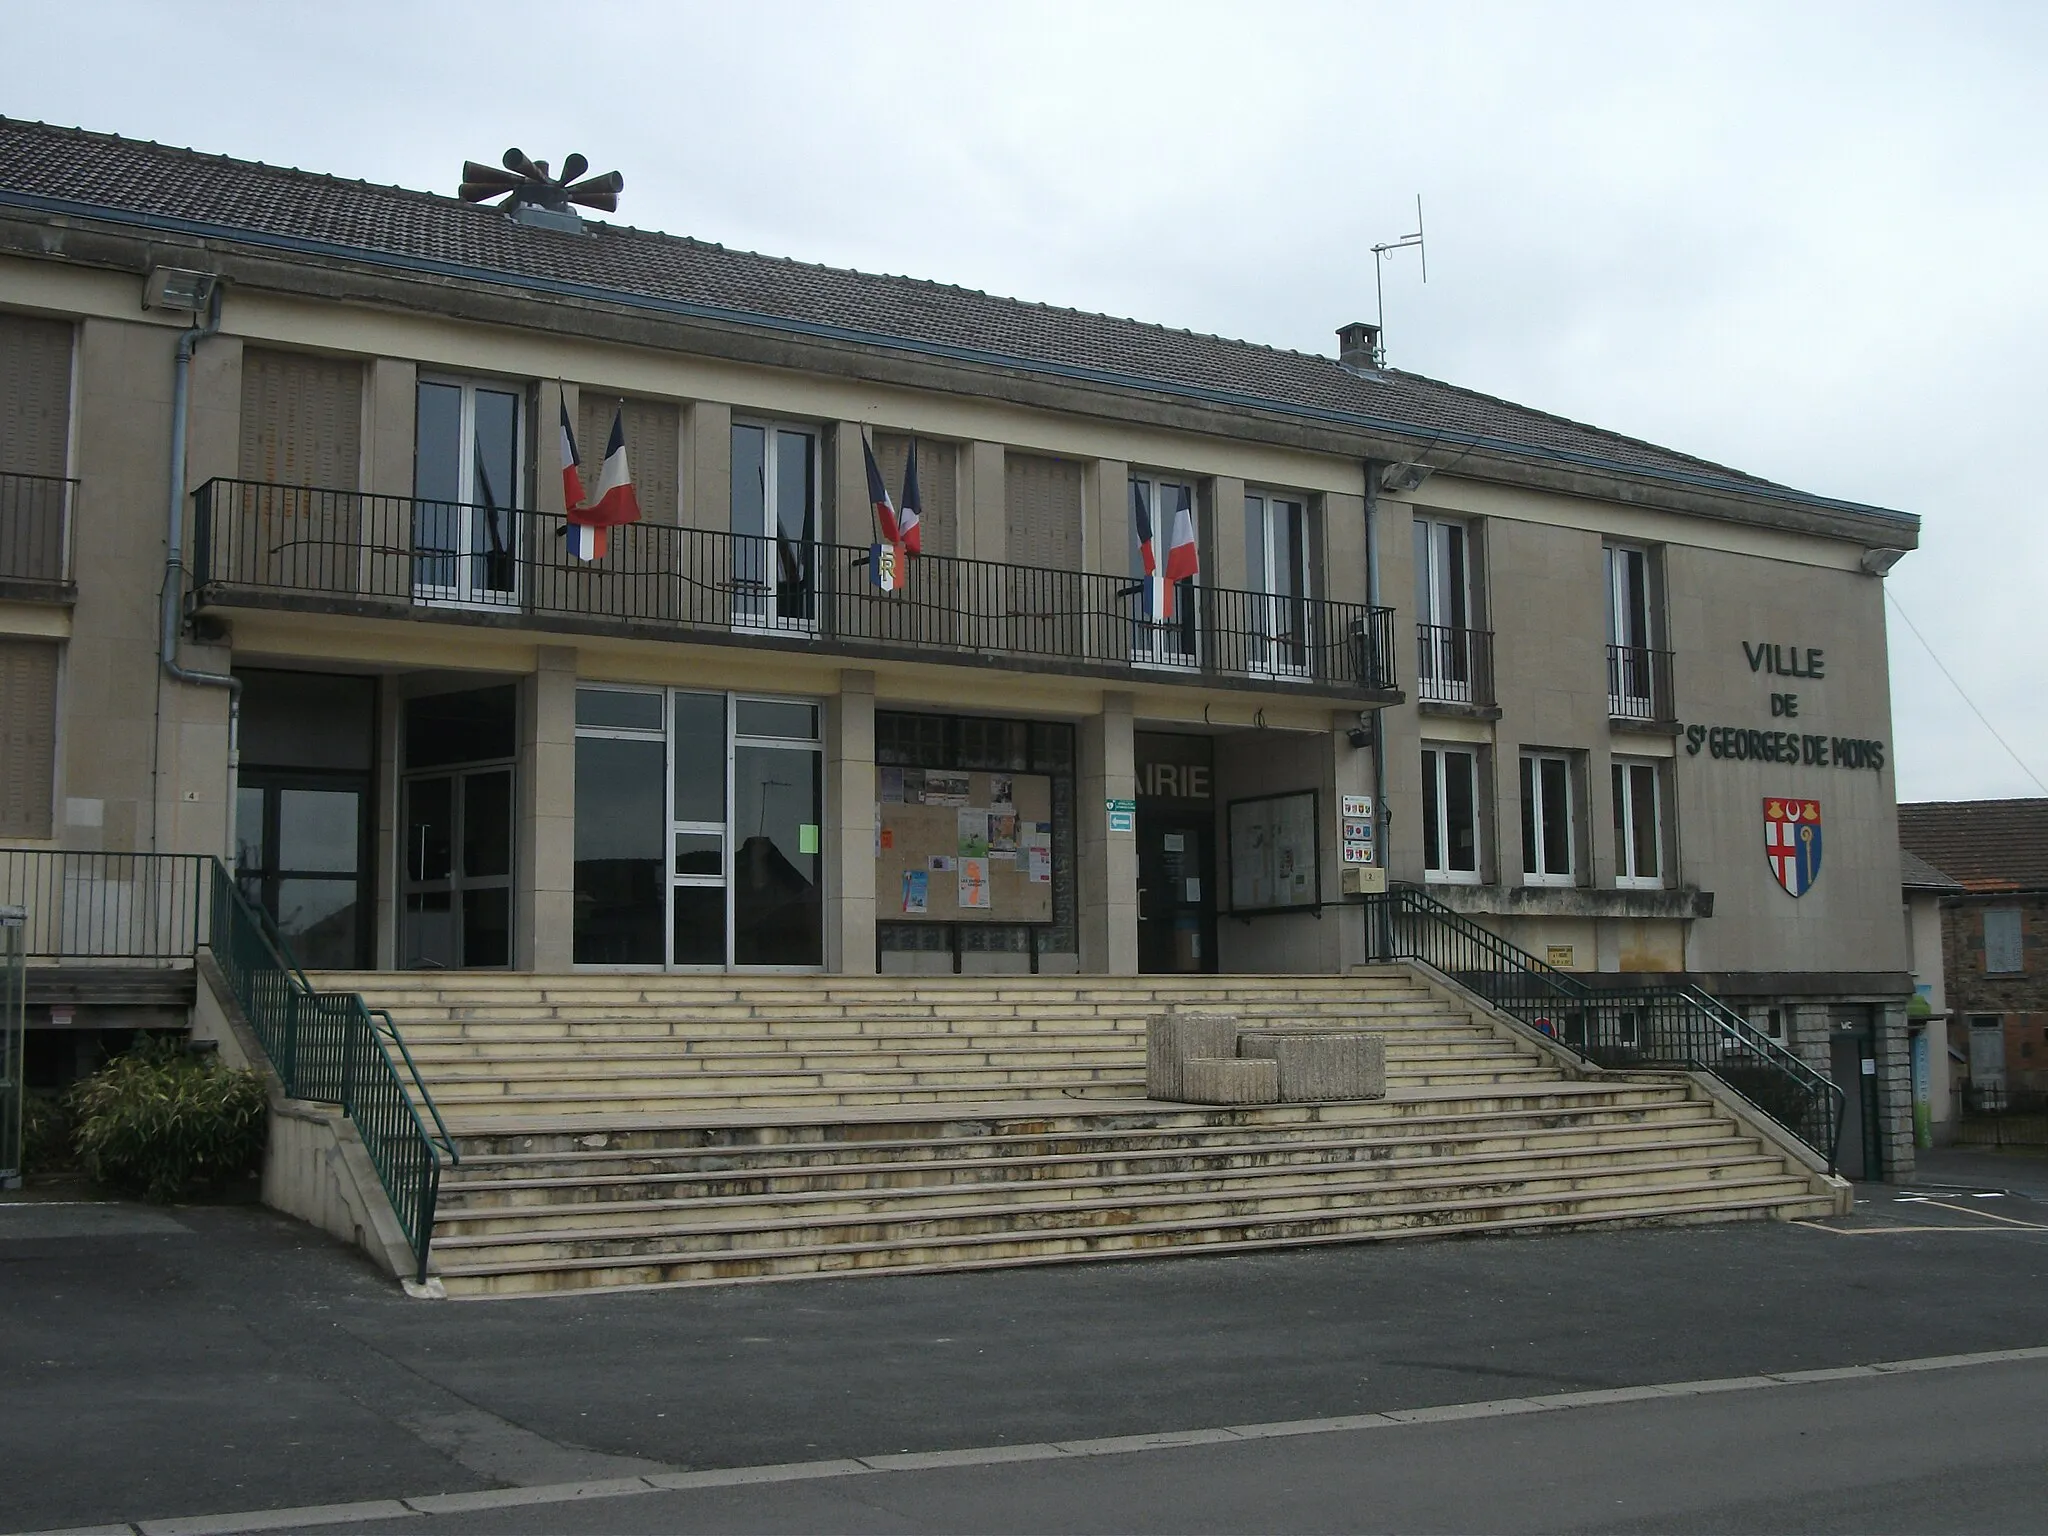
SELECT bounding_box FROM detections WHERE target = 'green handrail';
[207,862,456,1283]
[1362,884,1845,1169]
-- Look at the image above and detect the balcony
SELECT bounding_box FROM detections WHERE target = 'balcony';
[191,479,1400,698]
[1415,624,1496,709]
[1607,643,1676,724]
[0,471,76,600]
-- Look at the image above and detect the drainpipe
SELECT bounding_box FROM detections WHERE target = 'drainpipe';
[1363,460,1390,958]
[157,281,240,858]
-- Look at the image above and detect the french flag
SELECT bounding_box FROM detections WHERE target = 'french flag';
[862,435,904,591]
[1164,484,1199,586]
[1133,483,1197,619]
[900,439,923,557]
[559,398,587,514]
[565,406,641,562]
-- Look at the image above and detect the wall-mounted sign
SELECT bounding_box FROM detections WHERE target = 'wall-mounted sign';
[1545,944,1575,967]
[1763,796,1823,897]
[1341,841,1375,865]
[1341,795,1373,820]
[1229,790,1319,911]
[1106,797,1136,833]
[1684,725,1884,771]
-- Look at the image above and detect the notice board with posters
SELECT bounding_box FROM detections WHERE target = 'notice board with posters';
[1228,789,1320,912]
[877,767,1054,924]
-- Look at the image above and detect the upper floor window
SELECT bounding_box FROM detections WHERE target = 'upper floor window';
[1245,490,1309,674]
[1415,517,1479,702]
[1519,751,1575,886]
[1985,907,2023,974]
[1421,744,1482,884]
[1604,542,1664,718]
[1611,758,1665,888]
[415,376,521,606]
[1129,475,1198,666]
[730,421,818,630]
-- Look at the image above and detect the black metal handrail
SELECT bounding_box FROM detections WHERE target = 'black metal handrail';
[190,477,1399,694]
[1362,883,1843,1167]
[208,864,456,1284]
[1416,624,1495,706]
[0,471,74,587]
[0,850,211,960]
[1607,643,1675,722]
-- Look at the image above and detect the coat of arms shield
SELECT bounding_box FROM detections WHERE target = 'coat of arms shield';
[1763,797,1822,897]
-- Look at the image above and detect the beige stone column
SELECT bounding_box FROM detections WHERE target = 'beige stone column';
[517,644,578,971]
[363,359,416,496]
[681,399,729,532]
[829,423,866,548]
[964,440,1004,564]
[1079,691,1138,975]
[1207,476,1247,592]
[826,669,878,974]
[1085,459,1130,577]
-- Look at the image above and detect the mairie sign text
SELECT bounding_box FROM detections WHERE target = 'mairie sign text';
[1684,724,1884,770]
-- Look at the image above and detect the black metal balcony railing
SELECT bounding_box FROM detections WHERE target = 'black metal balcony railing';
[1415,624,1495,707]
[0,471,75,589]
[1607,643,1675,722]
[191,479,1399,695]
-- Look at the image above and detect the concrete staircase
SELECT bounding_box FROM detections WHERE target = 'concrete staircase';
[313,971,1840,1297]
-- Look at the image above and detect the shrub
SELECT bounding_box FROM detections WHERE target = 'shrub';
[67,1036,267,1202]
[21,1089,78,1175]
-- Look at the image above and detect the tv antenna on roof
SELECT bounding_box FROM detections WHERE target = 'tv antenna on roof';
[1369,195,1428,369]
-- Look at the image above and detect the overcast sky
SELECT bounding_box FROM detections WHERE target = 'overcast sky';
[9,1,2040,803]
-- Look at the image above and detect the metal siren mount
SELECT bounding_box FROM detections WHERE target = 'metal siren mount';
[459,150,624,231]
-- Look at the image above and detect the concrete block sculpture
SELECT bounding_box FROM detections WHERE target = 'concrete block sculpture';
[1238,1031,1386,1101]
[1146,1010,1240,1101]
[1181,1056,1280,1105]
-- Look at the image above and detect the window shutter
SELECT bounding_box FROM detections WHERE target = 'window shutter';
[871,433,957,558]
[0,638,58,838]
[579,394,679,523]
[239,349,362,490]
[1985,908,2023,974]
[0,312,73,477]
[1004,453,1083,571]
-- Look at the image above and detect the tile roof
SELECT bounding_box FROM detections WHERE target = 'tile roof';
[1900,847,1963,892]
[1898,799,2048,892]
[0,118,1914,526]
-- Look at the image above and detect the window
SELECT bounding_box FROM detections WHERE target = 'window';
[572,685,824,970]
[1128,475,1198,666]
[1421,745,1481,884]
[0,637,58,838]
[730,421,818,629]
[1604,542,1661,718]
[1985,908,2023,974]
[1611,758,1664,887]
[1245,491,1309,675]
[1519,751,1574,885]
[1751,1006,1786,1041]
[415,376,522,606]
[1413,517,1477,701]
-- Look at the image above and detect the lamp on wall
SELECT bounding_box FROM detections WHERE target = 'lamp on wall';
[142,266,219,314]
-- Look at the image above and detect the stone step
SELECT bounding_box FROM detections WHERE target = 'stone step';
[448,1097,1728,1179]
[431,1176,1829,1292]
[437,1130,1763,1215]
[434,1150,1789,1239]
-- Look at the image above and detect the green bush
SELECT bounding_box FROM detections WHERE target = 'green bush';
[21,1089,78,1175]
[67,1037,267,1202]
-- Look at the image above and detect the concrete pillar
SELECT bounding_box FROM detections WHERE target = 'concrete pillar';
[1080,691,1138,975]
[965,440,1004,564]
[1086,459,1129,578]
[363,359,416,497]
[681,399,729,533]
[1877,998,1916,1181]
[827,669,878,974]
[1208,476,1247,592]
[829,423,866,549]
[539,381,573,518]
[374,679,402,970]
[517,645,578,971]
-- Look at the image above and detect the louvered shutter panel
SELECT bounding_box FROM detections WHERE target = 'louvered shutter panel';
[580,394,679,523]
[0,312,73,476]
[238,349,362,490]
[871,433,957,558]
[0,638,58,838]
[1004,453,1084,572]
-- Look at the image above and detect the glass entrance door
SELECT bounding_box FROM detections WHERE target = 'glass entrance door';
[401,768,512,968]
[1136,810,1216,974]
[234,776,370,968]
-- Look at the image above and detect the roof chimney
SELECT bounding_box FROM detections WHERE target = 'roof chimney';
[1337,321,1382,376]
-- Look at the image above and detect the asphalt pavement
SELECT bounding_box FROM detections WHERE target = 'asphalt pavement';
[5,1148,2045,1535]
